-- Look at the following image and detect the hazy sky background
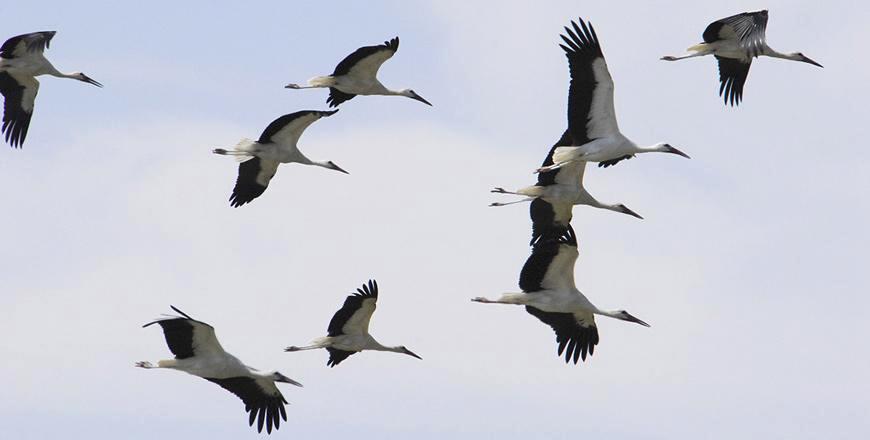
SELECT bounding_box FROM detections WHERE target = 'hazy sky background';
[2,0,868,438]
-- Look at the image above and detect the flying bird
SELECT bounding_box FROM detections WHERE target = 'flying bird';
[472,226,649,364]
[285,37,431,107]
[661,10,823,106]
[213,110,347,207]
[136,306,302,434]
[491,129,642,236]
[536,18,689,174]
[0,31,102,148]
[285,280,422,367]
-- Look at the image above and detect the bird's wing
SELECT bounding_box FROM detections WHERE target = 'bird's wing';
[529,129,577,244]
[229,156,280,208]
[143,306,225,359]
[327,280,379,336]
[203,376,288,434]
[257,110,338,146]
[0,31,56,59]
[538,228,579,291]
[519,226,577,291]
[326,347,357,367]
[560,18,619,146]
[525,307,599,364]
[0,71,38,148]
[715,56,752,106]
[703,10,769,57]
[553,160,587,186]
[537,129,578,187]
[529,198,573,246]
[332,37,399,79]
[327,88,356,108]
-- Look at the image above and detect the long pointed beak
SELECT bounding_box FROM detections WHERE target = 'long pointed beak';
[623,312,651,327]
[667,145,691,159]
[411,94,433,106]
[276,374,303,387]
[802,56,823,68]
[404,348,422,360]
[81,74,103,88]
[332,163,349,174]
[621,205,644,220]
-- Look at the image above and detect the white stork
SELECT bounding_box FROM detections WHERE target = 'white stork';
[491,129,643,221]
[472,226,649,364]
[284,37,431,107]
[0,31,102,148]
[213,110,347,207]
[536,18,689,174]
[285,280,422,367]
[136,306,302,434]
[662,10,823,106]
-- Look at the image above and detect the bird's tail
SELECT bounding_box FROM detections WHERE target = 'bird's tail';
[308,76,337,87]
[552,146,582,164]
[213,139,256,162]
[687,42,709,53]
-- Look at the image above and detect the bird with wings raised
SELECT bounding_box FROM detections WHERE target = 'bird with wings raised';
[213,110,347,207]
[136,306,302,434]
[472,226,649,364]
[285,37,431,107]
[0,31,102,148]
[661,10,823,106]
[285,280,422,367]
[491,129,642,245]
[535,18,689,174]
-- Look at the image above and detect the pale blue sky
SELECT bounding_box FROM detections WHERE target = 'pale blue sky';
[2,1,869,439]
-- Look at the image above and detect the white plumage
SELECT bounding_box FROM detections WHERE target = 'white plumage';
[285,37,431,107]
[285,280,422,367]
[537,18,689,174]
[0,31,101,148]
[136,306,302,434]
[662,10,823,106]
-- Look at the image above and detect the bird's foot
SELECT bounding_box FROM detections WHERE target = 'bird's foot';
[284,83,302,89]
[135,361,154,369]
[491,187,507,194]
[284,346,300,352]
[471,297,492,303]
[660,56,677,61]
[489,202,505,207]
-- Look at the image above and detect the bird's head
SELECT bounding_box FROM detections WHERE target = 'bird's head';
[399,346,422,360]
[615,310,650,327]
[75,72,103,87]
[616,204,643,219]
[325,160,349,174]
[793,52,823,68]
[401,89,432,106]
[271,372,303,387]
[656,143,691,159]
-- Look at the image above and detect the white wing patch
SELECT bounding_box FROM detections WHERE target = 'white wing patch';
[269,113,323,148]
[541,244,579,291]
[190,321,226,357]
[341,297,377,335]
[553,160,587,186]
[586,58,619,139]
[347,50,396,79]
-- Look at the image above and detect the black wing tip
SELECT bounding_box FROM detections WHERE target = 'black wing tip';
[560,17,601,56]
[533,224,577,248]
[385,36,399,51]
[353,279,379,298]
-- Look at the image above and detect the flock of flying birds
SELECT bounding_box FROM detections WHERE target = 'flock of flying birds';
[1,9,822,435]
